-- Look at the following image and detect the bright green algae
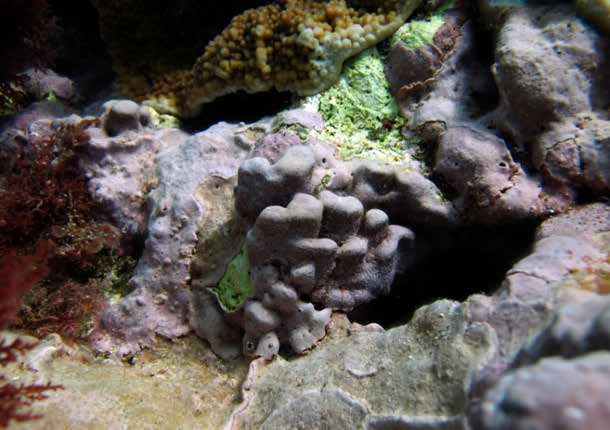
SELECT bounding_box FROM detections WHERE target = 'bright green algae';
[211,246,254,313]
[317,47,407,163]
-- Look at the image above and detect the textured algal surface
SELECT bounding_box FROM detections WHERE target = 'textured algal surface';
[212,246,254,313]
[315,47,408,162]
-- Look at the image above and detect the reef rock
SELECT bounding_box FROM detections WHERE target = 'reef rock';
[228,302,496,429]
[229,203,609,428]
[492,3,610,197]
[232,144,417,357]
[434,126,569,224]
[82,100,189,235]
[471,295,610,430]
[92,114,251,357]
[473,352,610,430]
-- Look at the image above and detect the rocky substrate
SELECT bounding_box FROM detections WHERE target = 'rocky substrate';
[1,1,608,429]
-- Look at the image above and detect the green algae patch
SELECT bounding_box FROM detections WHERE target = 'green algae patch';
[317,47,408,163]
[212,246,254,313]
[390,14,445,49]
[389,0,455,50]
[147,106,182,128]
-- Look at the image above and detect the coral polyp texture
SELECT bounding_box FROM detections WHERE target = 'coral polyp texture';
[99,0,423,117]
[233,144,415,357]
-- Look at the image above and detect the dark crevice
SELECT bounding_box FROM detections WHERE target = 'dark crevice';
[348,221,540,328]
[180,90,294,133]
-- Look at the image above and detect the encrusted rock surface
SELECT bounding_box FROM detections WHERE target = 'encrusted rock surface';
[92,117,251,357]
[471,295,610,430]
[434,126,568,224]
[492,3,610,198]
[228,303,496,429]
[82,100,189,235]
[390,1,609,207]
[473,352,610,430]
[229,203,609,428]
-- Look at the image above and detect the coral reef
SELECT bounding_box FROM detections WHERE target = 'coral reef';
[229,203,610,429]
[95,0,423,117]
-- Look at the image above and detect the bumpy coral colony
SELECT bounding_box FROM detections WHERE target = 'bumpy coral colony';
[144,0,422,117]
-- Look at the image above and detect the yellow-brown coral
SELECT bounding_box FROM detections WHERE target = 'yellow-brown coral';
[134,0,422,117]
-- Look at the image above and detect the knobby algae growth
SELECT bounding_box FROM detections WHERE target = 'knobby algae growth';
[211,246,254,313]
[94,0,423,118]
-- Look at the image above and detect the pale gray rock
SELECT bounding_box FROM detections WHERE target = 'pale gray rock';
[474,352,610,430]
[22,68,76,101]
[227,300,496,430]
[515,295,610,365]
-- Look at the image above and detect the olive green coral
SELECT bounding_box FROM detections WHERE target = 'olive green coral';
[96,0,423,118]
